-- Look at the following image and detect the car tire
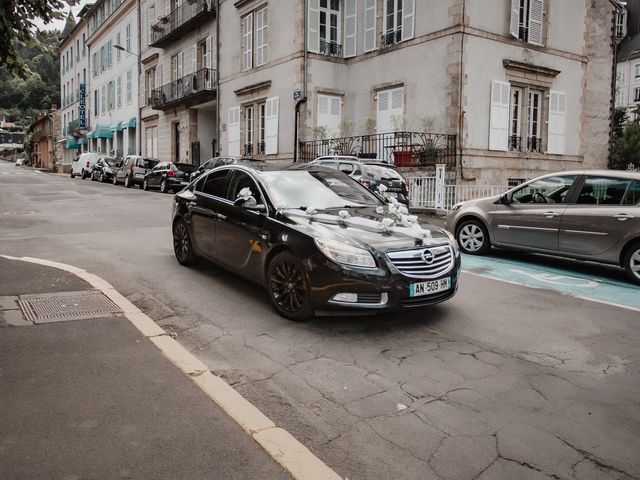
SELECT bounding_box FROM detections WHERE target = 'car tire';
[81,170,88,179]
[456,219,491,255]
[143,178,149,191]
[623,242,640,285]
[173,219,198,265]
[70,172,75,179]
[266,251,314,321]
[160,179,168,193]
[124,175,131,188]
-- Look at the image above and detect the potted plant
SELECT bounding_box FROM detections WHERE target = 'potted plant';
[418,115,439,165]
[390,114,412,167]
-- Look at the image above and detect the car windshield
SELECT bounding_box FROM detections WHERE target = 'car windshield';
[173,163,197,173]
[260,170,383,209]
[364,165,403,180]
[104,158,119,167]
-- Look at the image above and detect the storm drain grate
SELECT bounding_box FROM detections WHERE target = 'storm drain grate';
[18,290,123,324]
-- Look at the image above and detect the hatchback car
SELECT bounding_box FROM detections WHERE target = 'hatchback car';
[445,170,640,284]
[293,157,410,206]
[172,165,460,320]
[114,155,159,187]
[144,162,196,193]
[90,156,119,183]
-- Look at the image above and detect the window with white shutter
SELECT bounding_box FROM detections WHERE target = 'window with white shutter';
[264,97,279,155]
[363,0,376,52]
[489,81,510,151]
[401,0,415,42]
[242,13,253,71]
[147,5,155,45]
[510,0,520,38]
[344,0,357,57]
[204,36,212,88]
[308,0,320,53]
[317,94,342,135]
[256,6,268,66]
[510,0,544,46]
[139,73,146,107]
[377,87,403,134]
[547,91,566,155]
[528,0,543,45]
[228,106,241,156]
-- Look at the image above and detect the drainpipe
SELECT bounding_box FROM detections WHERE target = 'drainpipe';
[458,0,474,181]
[216,0,220,156]
[293,0,309,163]
[137,0,142,155]
[609,1,624,167]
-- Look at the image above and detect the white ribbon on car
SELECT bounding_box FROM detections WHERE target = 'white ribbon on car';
[238,187,253,201]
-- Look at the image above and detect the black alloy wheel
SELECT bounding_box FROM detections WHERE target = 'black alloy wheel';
[143,178,149,191]
[160,179,168,193]
[124,175,131,188]
[172,219,198,265]
[266,251,314,321]
[456,219,491,255]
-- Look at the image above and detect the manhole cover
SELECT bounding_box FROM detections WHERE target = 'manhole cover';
[18,290,123,324]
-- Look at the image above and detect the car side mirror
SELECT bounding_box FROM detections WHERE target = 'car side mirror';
[496,192,513,205]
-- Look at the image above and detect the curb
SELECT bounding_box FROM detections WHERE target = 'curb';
[1,254,342,480]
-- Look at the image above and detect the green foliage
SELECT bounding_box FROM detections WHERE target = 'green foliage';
[610,121,640,170]
[0,0,74,76]
[0,30,62,128]
[612,107,627,139]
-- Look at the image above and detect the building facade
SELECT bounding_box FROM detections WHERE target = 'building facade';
[139,0,217,165]
[85,0,140,157]
[28,110,61,170]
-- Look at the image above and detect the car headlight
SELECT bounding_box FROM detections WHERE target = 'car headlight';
[314,239,377,269]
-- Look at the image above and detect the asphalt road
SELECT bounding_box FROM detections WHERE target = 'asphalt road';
[1,161,639,480]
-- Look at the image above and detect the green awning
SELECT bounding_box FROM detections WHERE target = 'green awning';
[125,117,136,129]
[86,131,93,139]
[66,135,80,149]
[92,123,114,139]
[78,136,88,145]
[116,121,126,132]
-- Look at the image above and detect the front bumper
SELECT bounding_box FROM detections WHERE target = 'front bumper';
[307,252,461,314]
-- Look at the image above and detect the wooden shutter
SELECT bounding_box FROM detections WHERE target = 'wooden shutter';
[228,106,240,156]
[330,96,342,134]
[242,13,253,70]
[256,7,268,66]
[547,91,566,155]
[317,95,341,135]
[192,44,197,73]
[265,97,279,155]
[364,0,376,52]
[139,73,146,107]
[148,4,155,45]
[344,0,357,57]
[510,0,520,38]
[308,0,320,53]
[377,88,402,134]
[177,51,183,77]
[489,81,510,151]
[401,0,415,42]
[528,0,543,45]
[204,36,212,89]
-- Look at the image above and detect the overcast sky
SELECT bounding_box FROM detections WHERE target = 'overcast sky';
[33,1,92,33]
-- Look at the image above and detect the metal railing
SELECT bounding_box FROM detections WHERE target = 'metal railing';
[319,40,342,57]
[150,0,214,45]
[527,136,543,153]
[243,142,266,156]
[299,131,456,167]
[407,176,510,210]
[150,68,216,108]
[508,135,522,152]
[382,29,402,47]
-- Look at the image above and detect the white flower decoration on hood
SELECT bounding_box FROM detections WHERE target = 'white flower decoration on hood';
[376,184,388,193]
[379,217,395,231]
[238,187,253,200]
[376,206,385,214]
[338,210,350,219]
[306,206,318,215]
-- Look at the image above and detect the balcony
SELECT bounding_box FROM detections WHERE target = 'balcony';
[508,135,522,152]
[244,142,265,156]
[149,0,215,48]
[381,29,402,48]
[319,40,342,58]
[527,136,543,153]
[299,131,457,167]
[150,68,217,110]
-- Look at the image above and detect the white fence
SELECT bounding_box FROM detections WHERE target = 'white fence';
[407,176,509,211]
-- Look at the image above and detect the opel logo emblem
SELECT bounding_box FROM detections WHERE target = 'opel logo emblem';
[421,249,435,264]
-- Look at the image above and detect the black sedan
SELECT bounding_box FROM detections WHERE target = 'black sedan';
[90,156,119,183]
[190,156,266,182]
[143,162,196,193]
[172,165,460,320]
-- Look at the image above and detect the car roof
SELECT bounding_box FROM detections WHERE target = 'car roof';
[531,170,640,181]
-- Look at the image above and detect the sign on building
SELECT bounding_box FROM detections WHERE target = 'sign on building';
[79,84,86,129]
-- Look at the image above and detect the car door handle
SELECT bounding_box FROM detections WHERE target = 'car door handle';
[216,213,227,220]
[613,213,634,221]
[543,211,561,218]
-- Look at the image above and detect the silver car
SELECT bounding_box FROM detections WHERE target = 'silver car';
[445,170,640,284]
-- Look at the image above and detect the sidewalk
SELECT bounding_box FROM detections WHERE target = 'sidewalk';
[0,256,293,480]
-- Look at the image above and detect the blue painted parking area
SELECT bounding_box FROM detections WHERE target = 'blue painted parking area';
[461,253,640,312]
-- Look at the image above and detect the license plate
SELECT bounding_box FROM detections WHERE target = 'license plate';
[409,277,451,297]
[386,192,398,198]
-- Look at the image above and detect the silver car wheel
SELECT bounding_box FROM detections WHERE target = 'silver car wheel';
[627,246,640,283]
[459,224,485,252]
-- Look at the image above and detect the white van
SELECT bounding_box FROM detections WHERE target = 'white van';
[71,152,101,179]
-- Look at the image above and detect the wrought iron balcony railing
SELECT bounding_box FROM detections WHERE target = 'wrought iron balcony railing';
[243,142,266,156]
[319,40,342,57]
[508,135,522,152]
[527,136,543,153]
[382,29,402,48]
[299,131,457,167]
[150,0,215,48]
[150,68,216,110]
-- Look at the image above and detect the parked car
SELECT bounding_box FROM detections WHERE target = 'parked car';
[114,155,159,187]
[70,152,101,179]
[143,162,196,193]
[445,170,640,284]
[172,164,460,320]
[294,157,410,205]
[190,156,265,182]
[90,156,119,183]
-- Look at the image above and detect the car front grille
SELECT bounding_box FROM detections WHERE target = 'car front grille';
[386,245,454,279]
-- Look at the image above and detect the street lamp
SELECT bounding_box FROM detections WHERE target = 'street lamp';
[113,44,141,156]
[113,44,138,57]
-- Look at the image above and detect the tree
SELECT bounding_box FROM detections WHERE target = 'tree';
[610,121,640,170]
[0,0,74,76]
